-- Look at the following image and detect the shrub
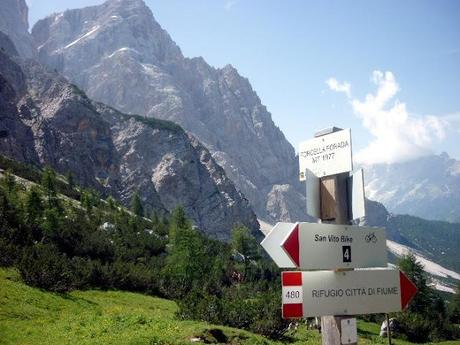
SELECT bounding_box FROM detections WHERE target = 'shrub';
[19,244,76,292]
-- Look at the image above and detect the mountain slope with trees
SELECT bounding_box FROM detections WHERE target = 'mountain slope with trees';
[0,161,459,343]
[0,29,258,239]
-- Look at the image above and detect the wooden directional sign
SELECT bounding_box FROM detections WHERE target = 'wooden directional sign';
[305,169,366,220]
[281,222,387,270]
[299,128,352,180]
[260,222,296,268]
[282,269,417,318]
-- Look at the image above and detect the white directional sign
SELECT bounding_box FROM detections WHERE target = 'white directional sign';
[260,222,296,268]
[299,128,352,180]
[349,169,366,220]
[281,222,387,270]
[305,169,320,218]
[282,269,417,318]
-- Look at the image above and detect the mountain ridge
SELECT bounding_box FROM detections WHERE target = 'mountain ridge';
[0,30,258,239]
[31,0,308,224]
[363,152,460,223]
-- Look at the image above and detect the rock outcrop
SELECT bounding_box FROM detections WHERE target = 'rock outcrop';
[0,32,258,239]
[0,0,35,58]
[31,0,307,223]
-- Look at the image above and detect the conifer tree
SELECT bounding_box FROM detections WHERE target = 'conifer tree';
[131,192,144,217]
[450,282,460,324]
[0,169,16,193]
[41,167,58,208]
[65,171,74,188]
[25,186,43,223]
[398,253,431,313]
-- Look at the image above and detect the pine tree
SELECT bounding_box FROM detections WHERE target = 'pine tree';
[106,195,116,210]
[398,253,431,313]
[65,171,74,188]
[80,190,92,212]
[449,282,460,324]
[41,207,61,240]
[41,167,58,209]
[163,206,206,298]
[25,186,43,223]
[151,210,159,225]
[231,225,259,260]
[168,206,190,245]
[131,192,144,217]
[0,169,16,193]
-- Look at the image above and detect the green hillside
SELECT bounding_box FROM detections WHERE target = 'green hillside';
[1,268,459,345]
[388,215,460,273]
[0,156,459,344]
[0,267,303,345]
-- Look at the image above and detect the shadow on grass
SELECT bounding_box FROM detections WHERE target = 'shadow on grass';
[59,293,99,306]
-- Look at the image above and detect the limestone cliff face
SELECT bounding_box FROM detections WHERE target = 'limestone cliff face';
[0,0,35,58]
[0,32,38,164]
[0,33,258,239]
[98,107,259,239]
[32,0,307,223]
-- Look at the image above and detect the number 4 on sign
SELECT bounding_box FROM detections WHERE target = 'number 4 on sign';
[342,246,351,263]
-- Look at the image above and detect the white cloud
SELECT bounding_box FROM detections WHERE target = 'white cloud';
[441,112,460,133]
[327,71,447,165]
[326,78,351,97]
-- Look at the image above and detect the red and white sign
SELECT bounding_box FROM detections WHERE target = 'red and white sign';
[260,222,297,268]
[281,269,417,319]
[281,222,387,270]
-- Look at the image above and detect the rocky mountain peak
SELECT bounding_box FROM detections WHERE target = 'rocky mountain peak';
[0,30,259,239]
[31,0,307,223]
[32,0,182,76]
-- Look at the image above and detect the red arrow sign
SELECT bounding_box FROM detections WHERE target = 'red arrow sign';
[281,222,388,270]
[400,271,418,310]
[282,269,417,318]
[283,224,300,266]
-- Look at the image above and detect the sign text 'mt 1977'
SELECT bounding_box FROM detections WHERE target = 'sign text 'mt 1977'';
[299,128,352,180]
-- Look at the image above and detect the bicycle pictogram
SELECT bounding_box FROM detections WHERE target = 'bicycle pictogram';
[365,232,378,243]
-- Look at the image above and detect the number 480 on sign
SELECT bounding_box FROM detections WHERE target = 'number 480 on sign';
[282,286,303,304]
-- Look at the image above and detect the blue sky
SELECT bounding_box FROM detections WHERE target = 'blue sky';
[27,0,460,163]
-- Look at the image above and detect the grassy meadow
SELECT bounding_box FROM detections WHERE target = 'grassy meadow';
[1,268,458,345]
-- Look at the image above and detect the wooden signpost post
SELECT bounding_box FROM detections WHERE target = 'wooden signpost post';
[261,127,417,345]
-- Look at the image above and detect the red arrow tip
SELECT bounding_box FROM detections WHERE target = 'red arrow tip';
[400,271,418,310]
[282,223,300,267]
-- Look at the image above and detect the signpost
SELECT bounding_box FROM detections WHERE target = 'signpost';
[281,222,387,270]
[260,222,296,268]
[260,126,417,345]
[282,270,417,318]
[299,128,352,180]
[305,168,365,221]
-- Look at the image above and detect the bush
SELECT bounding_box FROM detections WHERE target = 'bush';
[397,254,455,342]
[0,238,17,266]
[19,244,76,292]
